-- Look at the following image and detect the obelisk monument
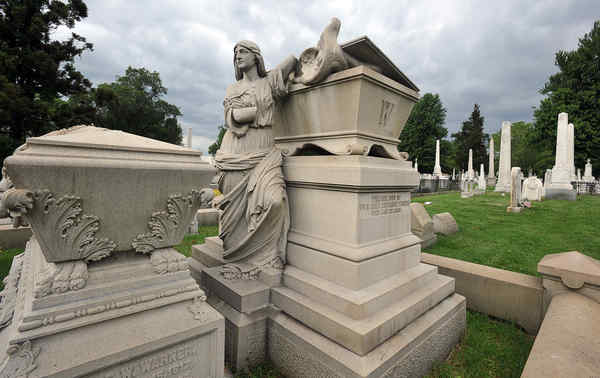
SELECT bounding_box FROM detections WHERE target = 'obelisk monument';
[433,139,442,177]
[494,121,511,192]
[467,148,474,179]
[487,138,496,186]
[569,123,577,181]
[546,113,576,200]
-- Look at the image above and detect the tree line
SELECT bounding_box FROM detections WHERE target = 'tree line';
[398,20,600,178]
[0,0,182,164]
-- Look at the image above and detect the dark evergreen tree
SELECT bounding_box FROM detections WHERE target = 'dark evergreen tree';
[0,0,93,162]
[398,93,448,173]
[452,104,488,172]
[533,20,600,176]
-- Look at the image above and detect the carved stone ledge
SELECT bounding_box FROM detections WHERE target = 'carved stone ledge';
[25,190,116,263]
[132,190,205,254]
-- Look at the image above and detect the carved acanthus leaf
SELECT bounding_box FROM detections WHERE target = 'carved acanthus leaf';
[25,190,116,263]
[132,190,205,254]
[0,340,40,378]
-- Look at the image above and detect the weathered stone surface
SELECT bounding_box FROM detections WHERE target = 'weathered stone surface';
[0,238,224,378]
[433,139,442,177]
[410,203,436,248]
[5,126,215,261]
[422,253,543,334]
[432,213,458,235]
[268,294,465,378]
[521,292,600,378]
[507,167,522,213]
[548,113,576,200]
[467,148,474,179]
[522,176,544,201]
[477,163,486,192]
[538,251,600,289]
[495,121,511,192]
[583,158,595,182]
[487,137,496,186]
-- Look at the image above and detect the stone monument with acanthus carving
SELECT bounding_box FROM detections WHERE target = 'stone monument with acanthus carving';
[0,126,225,377]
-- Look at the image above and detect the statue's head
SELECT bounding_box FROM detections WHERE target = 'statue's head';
[234,40,266,80]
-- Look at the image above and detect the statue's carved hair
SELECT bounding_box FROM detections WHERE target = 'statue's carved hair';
[234,40,267,80]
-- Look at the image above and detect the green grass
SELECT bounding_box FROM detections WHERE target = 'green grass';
[413,191,600,275]
[427,311,534,378]
[0,247,23,289]
[173,225,219,256]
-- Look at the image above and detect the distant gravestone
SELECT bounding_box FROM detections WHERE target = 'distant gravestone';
[410,203,436,248]
[507,167,523,213]
[522,176,544,201]
[432,212,458,235]
[583,159,595,182]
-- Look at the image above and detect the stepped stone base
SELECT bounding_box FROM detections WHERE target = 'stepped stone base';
[487,177,496,187]
[268,293,466,378]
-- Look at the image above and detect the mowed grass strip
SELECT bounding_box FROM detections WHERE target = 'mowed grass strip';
[413,191,600,275]
[427,310,534,378]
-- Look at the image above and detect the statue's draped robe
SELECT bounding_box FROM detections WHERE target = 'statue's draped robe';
[214,68,290,274]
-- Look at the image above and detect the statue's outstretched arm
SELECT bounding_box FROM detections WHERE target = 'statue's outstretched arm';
[276,55,298,82]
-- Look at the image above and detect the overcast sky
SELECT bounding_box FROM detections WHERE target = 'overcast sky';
[55,0,599,153]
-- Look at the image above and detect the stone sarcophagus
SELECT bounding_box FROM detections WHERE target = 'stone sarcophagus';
[274,37,419,160]
[5,126,216,262]
[0,126,224,377]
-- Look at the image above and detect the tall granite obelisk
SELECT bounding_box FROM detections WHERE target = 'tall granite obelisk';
[187,127,193,148]
[494,121,511,192]
[433,139,442,177]
[487,138,496,186]
[568,123,576,181]
[467,148,474,179]
[546,113,576,200]
[478,163,486,192]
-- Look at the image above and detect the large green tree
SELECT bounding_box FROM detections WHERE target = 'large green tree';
[533,20,600,176]
[491,121,553,176]
[0,0,93,162]
[398,93,449,173]
[452,104,488,172]
[93,67,183,144]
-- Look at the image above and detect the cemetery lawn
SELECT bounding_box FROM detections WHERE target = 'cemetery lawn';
[427,310,533,378]
[413,191,600,276]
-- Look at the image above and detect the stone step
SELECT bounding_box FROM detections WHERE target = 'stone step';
[271,274,454,356]
[191,240,225,268]
[203,267,270,314]
[283,263,437,320]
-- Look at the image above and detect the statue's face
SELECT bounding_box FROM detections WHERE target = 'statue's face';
[235,46,256,71]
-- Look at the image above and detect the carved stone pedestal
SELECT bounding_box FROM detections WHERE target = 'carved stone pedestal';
[0,238,224,377]
[189,238,279,373]
[268,155,465,377]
